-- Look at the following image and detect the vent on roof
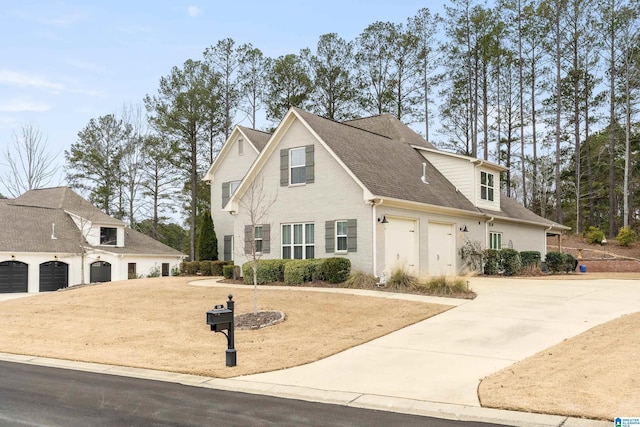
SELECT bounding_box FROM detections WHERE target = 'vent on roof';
[51,223,57,240]
[421,162,429,184]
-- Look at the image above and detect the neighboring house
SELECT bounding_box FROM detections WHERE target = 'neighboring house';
[0,187,185,294]
[204,107,568,277]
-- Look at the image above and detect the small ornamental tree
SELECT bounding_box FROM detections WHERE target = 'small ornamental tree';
[197,210,218,261]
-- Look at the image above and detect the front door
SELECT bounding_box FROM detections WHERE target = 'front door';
[384,217,418,274]
[428,222,455,276]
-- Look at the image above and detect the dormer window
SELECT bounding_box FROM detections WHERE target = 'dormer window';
[481,171,494,202]
[100,227,117,245]
[290,147,306,185]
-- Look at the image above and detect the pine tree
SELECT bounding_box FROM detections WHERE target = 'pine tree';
[197,210,218,261]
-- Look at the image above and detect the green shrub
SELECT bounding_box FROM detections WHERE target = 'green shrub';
[284,259,323,285]
[501,249,522,276]
[344,271,378,289]
[184,261,199,275]
[242,259,292,284]
[564,253,578,272]
[199,261,212,276]
[171,265,181,276]
[520,251,541,268]
[321,257,351,283]
[584,226,604,244]
[211,260,229,276]
[617,226,637,247]
[483,249,500,275]
[545,251,565,273]
[179,262,188,276]
[223,264,234,279]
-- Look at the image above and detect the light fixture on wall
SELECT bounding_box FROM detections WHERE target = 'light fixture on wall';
[96,256,101,261]
[377,215,389,224]
[54,255,58,261]
[459,225,469,232]
[11,254,15,260]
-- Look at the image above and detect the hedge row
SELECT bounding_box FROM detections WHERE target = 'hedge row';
[242,257,351,285]
[545,251,578,273]
[484,249,537,276]
[180,260,233,276]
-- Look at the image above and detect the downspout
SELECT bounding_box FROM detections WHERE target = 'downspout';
[545,224,553,256]
[368,198,382,277]
[486,216,494,249]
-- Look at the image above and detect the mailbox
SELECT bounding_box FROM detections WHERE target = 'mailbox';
[206,305,233,332]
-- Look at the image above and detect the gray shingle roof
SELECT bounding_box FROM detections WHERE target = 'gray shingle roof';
[11,187,122,226]
[344,114,435,148]
[294,108,477,211]
[238,125,271,152]
[2,187,184,255]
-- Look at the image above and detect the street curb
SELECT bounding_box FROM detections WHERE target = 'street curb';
[0,352,610,427]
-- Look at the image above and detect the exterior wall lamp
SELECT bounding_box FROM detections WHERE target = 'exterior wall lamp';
[378,215,389,224]
[459,225,469,232]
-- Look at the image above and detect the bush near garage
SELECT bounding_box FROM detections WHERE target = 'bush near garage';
[321,257,352,283]
[520,251,541,268]
[501,249,522,276]
[545,251,566,273]
[283,259,324,285]
[483,249,501,275]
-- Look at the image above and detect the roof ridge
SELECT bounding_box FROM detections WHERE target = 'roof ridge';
[292,107,394,142]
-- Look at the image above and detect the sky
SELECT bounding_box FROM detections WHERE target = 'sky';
[0,0,447,197]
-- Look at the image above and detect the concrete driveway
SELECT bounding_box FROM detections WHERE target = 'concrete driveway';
[234,277,640,407]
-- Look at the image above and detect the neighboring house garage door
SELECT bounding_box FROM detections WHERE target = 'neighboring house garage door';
[39,261,69,292]
[0,261,28,293]
[90,261,111,283]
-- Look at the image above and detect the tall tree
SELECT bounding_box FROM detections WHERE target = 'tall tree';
[303,33,359,121]
[237,44,268,128]
[197,210,218,261]
[119,103,148,227]
[355,21,398,116]
[264,54,313,122]
[389,23,422,123]
[65,114,129,215]
[0,124,58,197]
[145,59,218,260]
[408,8,442,141]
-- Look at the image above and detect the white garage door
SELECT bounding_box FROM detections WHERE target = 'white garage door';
[428,222,455,276]
[384,217,418,274]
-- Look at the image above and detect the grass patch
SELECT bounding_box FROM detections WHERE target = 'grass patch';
[413,276,476,298]
[344,270,379,289]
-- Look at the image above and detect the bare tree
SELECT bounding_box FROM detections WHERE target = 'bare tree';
[239,177,277,315]
[1,124,58,197]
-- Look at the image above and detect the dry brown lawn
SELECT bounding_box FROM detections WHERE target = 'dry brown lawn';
[0,277,451,378]
[479,312,640,420]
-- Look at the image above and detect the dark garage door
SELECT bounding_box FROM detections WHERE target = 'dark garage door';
[90,261,111,283]
[39,261,69,292]
[0,261,28,293]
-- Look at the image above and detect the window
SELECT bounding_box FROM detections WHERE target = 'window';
[254,225,263,253]
[128,263,136,279]
[223,235,234,261]
[282,223,315,259]
[336,221,348,252]
[229,180,240,195]
[481,171,494,201]
[489,232,502,250]
[290,147,306,185]
[100,227,117,245]
[238,139,244,155]
[280,146,314,186]
[222,180,241,208]
[162,263,170,277]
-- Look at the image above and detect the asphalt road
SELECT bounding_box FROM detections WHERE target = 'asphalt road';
[0,361,509,427]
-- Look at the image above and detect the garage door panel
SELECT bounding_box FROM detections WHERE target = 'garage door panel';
[0,261,28,293]
[40,261,69,292]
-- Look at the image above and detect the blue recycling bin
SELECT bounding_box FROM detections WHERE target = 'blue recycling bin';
[579,264,587,273]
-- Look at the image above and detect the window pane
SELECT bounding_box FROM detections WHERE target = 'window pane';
[481,187,487,200]
[294,246,303,259]
[487,173,494,187]
[306,246,315,259]
[230,180,240,194]
[283,247,291,259]
[291,166,305,184]
[255,240,262,253]
[282,225,291,244]
[290,148,305,167]
[294,224,303,244]
[305,223,314,243]
[481,172,486,185]
[336,221,347,235]
[254,226,262,239]
[488,188,494,201]
[337,236,347,251]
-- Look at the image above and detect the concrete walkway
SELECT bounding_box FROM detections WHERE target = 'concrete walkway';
[232,277,640,408]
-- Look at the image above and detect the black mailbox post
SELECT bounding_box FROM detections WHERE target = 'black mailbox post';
[206,294,236,367]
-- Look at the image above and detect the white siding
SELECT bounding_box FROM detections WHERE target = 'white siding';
[210,134,260,259]
[233,119,372,272]
[476,167,501,211]
[420,151,475,201]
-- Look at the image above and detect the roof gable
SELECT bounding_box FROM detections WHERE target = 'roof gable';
[344,114,435,148]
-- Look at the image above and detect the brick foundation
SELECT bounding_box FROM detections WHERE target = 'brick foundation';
[576,258,640,273]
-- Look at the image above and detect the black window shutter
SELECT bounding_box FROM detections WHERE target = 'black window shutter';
[244,225,252,255]
[222,182,230,208]
[262,224,270,254]
[325,220,334,253]
[280,149,289,186]
[347,219,357,252]
[305,145,314,184]
[223,235,232,261]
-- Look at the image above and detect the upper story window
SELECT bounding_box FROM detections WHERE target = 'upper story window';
[290,147,306,185]
[280,145,314,186]
[100,227,117,245]
[481,171,494,201]
[336,221,348,252]
[222,180,241,208]
[229,180,240,195]
[238,139,244,155]
[254,225,263,253]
